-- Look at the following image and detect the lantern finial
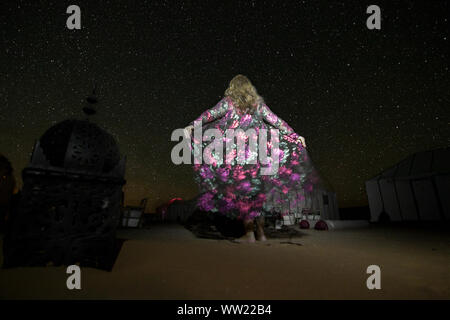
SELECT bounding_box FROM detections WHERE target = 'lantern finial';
[83,84,98,116]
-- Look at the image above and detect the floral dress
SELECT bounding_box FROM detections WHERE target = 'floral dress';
[190,96,319,220]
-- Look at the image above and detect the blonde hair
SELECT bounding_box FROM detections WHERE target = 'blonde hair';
[224,75,263,113]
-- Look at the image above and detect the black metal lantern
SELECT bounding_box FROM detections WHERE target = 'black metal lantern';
[3,119,126,270]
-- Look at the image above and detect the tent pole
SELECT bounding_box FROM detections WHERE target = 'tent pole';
[393,178,404,220]
[409,180,421,221]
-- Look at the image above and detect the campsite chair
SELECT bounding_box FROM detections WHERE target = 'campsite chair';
[293,206,302,222]
[264,209,283,229]
[312,209,322,220]
[283,211,296,226]
[301,208,321,221]
[301,208,315,220]
[293,209,304,224]
[120,198,148,228]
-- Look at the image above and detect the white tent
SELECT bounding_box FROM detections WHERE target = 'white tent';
[263,184,339,225]
[165,199,197,222]
[366,147,450,222]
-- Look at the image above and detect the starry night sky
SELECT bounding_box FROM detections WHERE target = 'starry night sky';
[1,1,449,211]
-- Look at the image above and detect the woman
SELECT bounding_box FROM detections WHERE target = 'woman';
[185,75,317,242]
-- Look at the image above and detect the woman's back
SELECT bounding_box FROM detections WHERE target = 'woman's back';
[188,75,315,223]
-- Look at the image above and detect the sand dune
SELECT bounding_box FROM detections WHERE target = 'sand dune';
[0,224,449,299]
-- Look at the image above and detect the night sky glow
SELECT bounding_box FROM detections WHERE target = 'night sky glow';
[1,1,448,211]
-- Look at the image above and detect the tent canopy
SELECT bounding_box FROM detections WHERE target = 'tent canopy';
[366,147,450,222]
[368,147,450,181]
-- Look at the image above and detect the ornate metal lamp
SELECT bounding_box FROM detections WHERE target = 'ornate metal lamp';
[3,92,126,270]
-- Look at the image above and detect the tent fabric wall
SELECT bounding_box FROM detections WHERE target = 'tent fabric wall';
[165,199,197,222]
[435,175,450,220]
[412,179,441,220]
[366,147,449,222]
[379,179,402,221]
[395,180,419,220]
[365,180,383,222]
[263,188,339,221]
[323,192,339,220]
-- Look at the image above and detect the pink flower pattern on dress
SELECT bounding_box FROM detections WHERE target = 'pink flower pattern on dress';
[190,97,320,220]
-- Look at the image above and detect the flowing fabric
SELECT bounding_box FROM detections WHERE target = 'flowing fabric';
[190,96,320,220]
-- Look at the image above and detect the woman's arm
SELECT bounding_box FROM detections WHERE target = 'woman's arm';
[259,103,306,147]
[184,97,231,138]
[258,103,294,134]
[190,97,231,126]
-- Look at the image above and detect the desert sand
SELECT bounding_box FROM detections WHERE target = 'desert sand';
[0,224,449,299]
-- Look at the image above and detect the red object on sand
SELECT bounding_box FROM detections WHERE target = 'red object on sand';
[156,197,183,217]
[299,220,310,229]
[314,220,328,231]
